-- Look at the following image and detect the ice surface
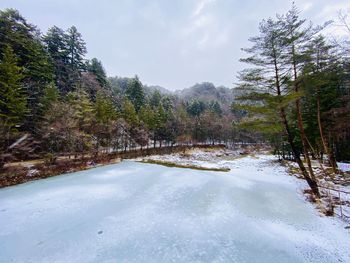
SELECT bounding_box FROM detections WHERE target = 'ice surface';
[0,155,349,263]
[338,162,350,172]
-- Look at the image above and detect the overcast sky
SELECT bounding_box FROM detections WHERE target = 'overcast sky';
[1,0,349,90]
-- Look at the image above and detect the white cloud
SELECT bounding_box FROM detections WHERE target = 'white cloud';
[182,14,213,36]
[317,2,350,20]
[192,0,216,17]
[302,2,313,12]
[314,2,350,38]
[180,0,230,51]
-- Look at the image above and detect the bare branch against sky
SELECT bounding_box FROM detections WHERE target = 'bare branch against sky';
[1,0,349,90]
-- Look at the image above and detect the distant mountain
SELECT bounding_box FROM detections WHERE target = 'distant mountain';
[143,85,172,95]
[108,76,171,96]
[108,77,239,106]
[176,82,235,105]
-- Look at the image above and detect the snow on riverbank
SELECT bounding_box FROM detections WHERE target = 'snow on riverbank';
[0,151,349,262]
[284,156,350,221]
[133,147,243,170]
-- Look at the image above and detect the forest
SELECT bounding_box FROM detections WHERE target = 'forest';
[0,8,237,170]
[0,6,349,196]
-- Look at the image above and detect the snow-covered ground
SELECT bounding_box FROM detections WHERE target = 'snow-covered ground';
[134,148,241,170]
[286,157,350,219]
[0,154,349,263]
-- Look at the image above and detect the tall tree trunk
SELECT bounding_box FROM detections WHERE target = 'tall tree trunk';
[291,48,319,196]
[316,93,338,174]
[281,107,320,196]
[273,55,320,197]
[295,99,317,180]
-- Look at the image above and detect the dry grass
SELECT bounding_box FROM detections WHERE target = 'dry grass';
[139,159,230,172]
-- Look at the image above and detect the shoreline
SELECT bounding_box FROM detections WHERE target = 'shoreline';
[2,145,349,223]
[0,144,227,188]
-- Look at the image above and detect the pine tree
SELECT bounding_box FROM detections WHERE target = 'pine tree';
[150,90,162,109]
[186,99,205,118]
[40,83,60,113]
[67,89,94,132]
[0,45,27,168]
[279,4,325,190]
[121,98,138,126]
[65,89,94,156]
[154,104,167,147]
[94,91,117,124]
[86,58,107,87]
[0,9,53,83]
[125,76,145,113]
[238,14,320,196]
[92,91,117,155]
[0,45,27,131]
[139,104,156,130]
[302,35,341,173]
[43,26,71,93]
[65,26,87,89]
[66,26,87,71]
[0,9,53,129]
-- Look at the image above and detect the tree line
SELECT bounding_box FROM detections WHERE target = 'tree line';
[1,6,349,198]
[0,9,239,169]
[236,4,350,196]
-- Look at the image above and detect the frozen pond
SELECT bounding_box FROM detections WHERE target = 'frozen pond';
[0,156,349,263]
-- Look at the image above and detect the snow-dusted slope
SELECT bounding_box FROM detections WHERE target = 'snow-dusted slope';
[0,155,349,263]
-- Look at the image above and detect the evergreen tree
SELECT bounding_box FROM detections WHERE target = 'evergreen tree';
[125,76,145,113]
[40,83,60,113]
[302,35,341,173]
[238,14,320,196]
[66,26,87,71]
[92,91,117,154]
[66,89,94,156]
[0,45,27,168]
[86,58,107,87]
[43,26,71,93]
[154,104,167,147]
[150,90,162,109]
[279,4,326,189]
[0,9,53,83]
[0,45,27,131]
[161,96,173,113]
[0,9,53,128]
[94,91,117,124]
[65,26,87,89]
[139,104,156,131]
[67,89,94,132]
[186,99,205,118]
[121,98,138,126]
